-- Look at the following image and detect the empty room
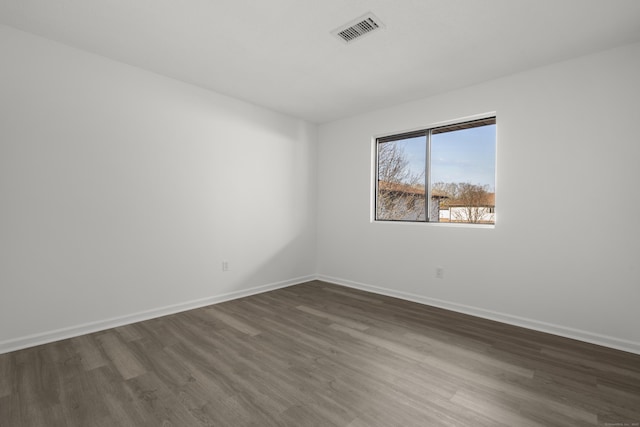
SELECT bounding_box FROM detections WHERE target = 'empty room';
[1,1,639,426]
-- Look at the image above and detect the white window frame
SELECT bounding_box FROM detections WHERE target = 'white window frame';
[372,114,497,227]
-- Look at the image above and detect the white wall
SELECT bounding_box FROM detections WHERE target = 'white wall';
[0,25,317,352]
[317,42,640,353]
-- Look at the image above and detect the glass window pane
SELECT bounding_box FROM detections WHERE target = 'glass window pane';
[430,123,496,224]
[377,135,426,221]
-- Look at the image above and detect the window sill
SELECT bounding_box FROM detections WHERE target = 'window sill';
[372,220,495,229]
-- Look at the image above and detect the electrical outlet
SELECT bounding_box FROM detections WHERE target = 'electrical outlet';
[222,261,229,272]
[435,267,444,279]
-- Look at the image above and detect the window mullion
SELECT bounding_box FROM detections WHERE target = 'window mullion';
[426,129,432,222]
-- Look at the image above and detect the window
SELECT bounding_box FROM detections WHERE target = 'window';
[375,117,496,225]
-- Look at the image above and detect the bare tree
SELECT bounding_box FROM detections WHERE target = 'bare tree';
[431,182,460,198]
[453,183,492,223]
[377,143,425,220]
[377,146,494,223]
[433,182,494,224]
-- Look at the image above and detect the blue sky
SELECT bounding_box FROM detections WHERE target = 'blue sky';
[400,125,496,191]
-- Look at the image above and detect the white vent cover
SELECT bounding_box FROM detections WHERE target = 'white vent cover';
[331,12,384,44]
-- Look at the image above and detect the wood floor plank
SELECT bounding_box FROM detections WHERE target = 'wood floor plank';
[125,372,203,426]
[70,334,108,371]
[320,286,383,304]
[296,305,370,331]
[0,351,14,398]
[13,348,65,427]
[206,307,261,337]
[404,330,535,378]
[0,395,18,426]
[57,364,112,425]
[1,280,639,426]
[115,323,144,342]
[96,332,147,380]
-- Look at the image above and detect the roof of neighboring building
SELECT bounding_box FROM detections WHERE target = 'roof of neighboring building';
[444,193,495,207]
[378,181,448,198]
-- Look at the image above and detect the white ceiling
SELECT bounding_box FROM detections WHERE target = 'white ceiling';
[2,0,640,123]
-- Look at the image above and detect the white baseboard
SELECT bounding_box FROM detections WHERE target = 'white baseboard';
[0,275,315,355]
[316,274,640,356]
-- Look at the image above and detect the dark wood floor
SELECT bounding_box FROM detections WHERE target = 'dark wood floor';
[1,281,639,426]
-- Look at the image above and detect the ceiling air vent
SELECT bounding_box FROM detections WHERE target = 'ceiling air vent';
[331,12,384,44]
